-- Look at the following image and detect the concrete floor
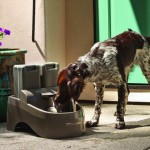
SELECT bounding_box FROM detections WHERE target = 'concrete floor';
[0,102,150,150]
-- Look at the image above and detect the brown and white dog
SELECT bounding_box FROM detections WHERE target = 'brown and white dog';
[54,29,150,129]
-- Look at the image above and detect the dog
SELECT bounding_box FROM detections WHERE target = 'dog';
[54,29,150,129]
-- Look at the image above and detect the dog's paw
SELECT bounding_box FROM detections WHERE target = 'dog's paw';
[114,111,126,116]
[115,122,126,129]
[85,120,99,128]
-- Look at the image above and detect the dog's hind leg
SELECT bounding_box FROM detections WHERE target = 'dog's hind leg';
[139,59,150,84]
[114,84,130,116]
[115,82,129,129]
[85,83,105,128]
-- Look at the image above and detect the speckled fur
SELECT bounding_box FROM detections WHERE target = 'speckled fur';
[55,30,150,129]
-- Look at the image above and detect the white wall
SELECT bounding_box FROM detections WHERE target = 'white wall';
[65,0,94,64]
[45,0,66,69]
[0,0,45,64]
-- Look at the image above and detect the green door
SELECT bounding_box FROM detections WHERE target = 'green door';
[95,0,150,84]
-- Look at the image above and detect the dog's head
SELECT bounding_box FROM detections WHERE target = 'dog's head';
[55,63,89,103]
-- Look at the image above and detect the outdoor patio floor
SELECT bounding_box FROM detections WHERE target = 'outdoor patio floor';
[0,101,150,150]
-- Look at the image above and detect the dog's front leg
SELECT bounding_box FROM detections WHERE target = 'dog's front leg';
[85,83,105,128]
[115,83,128,129]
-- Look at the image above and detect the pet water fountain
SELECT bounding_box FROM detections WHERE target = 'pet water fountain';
[7,63,85,138]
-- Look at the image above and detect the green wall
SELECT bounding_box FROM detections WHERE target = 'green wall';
[95,0,150,84]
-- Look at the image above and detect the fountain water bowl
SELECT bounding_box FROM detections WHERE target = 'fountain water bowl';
[7,89,85,139]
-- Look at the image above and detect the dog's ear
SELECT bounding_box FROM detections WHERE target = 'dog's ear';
[146,37,150,45]
[67,78,84,101]
[57,68,69,86]
[57,63,78,85]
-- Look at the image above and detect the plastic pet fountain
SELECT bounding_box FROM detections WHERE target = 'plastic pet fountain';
[7,63,85,138]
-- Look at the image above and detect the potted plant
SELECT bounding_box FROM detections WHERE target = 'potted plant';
[0,27,27,122]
